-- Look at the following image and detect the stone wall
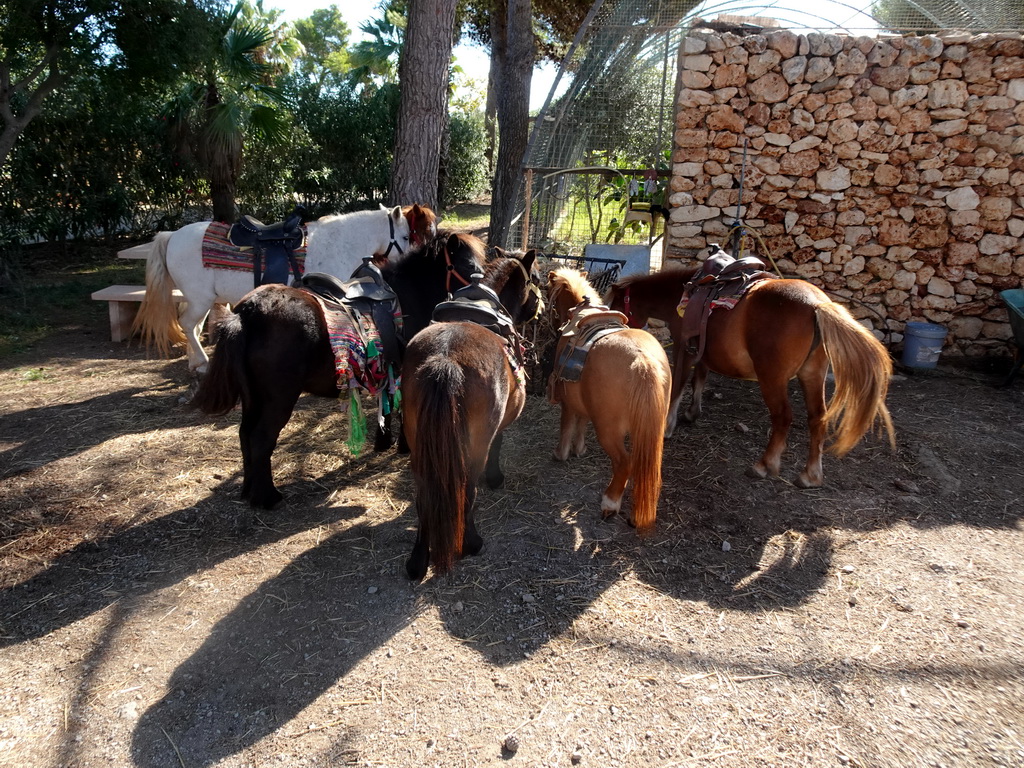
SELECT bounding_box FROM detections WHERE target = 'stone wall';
[668,28,1024,357]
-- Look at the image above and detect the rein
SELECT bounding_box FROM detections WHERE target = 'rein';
[379,212,406,261]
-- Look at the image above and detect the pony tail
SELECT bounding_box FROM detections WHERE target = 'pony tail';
[816,301,896,456]
[410,358,468,575]
[626,354,669,531]
[190,313,244,416]
[132,231,187,356]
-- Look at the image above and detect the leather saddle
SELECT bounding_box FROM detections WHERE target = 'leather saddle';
[298,258,405,367]
[431,273,517,345]
[679,246,774,361]
[552,297,630,384]
[228,205,306,287]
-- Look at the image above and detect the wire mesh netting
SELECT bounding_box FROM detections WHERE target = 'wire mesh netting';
[512,0,1024,259]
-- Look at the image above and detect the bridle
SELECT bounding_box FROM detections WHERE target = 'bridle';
[379,211,406,261]
[513,259,544,323]
[444,240,474,294]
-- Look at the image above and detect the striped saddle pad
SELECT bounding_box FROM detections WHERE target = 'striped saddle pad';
[201,221,307,273]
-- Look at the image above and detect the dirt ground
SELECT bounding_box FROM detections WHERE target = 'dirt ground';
[1,255,1024,768]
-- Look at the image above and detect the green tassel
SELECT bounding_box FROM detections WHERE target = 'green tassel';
[347,390,366,456]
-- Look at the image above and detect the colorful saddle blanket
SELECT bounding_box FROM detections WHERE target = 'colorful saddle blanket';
[313,295,400,398]
[201,221,307,273]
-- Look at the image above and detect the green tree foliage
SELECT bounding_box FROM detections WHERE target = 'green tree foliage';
[1,64,203,243]
[161,0,299,222]
[444,111,489,207]
[2,0,488,266]
[349,3,407,91]
[0,0,221,167]
[292,5,352,97]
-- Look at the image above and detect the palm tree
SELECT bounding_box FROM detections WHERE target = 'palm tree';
[348,4,406,94]
[163,1,297,221]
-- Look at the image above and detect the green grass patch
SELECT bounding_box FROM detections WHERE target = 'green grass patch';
[442,204,490,232]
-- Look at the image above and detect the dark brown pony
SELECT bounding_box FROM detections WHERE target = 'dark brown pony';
[190,231,486,514]
[546,268,671,531]
[605,268,895,487]
[402,251,543,581]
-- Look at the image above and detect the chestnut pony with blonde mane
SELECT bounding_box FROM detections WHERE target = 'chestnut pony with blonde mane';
[546,268,671,532]
[605,268,895,487]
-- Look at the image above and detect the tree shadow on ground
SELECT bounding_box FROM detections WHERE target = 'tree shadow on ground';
[0,449,400,646]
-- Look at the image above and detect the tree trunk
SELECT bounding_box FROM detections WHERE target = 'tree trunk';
[488,0,533,250]
[210,178,239,223]
[388,0,457,211]
[483,9,504,180]
[0,49,63,169]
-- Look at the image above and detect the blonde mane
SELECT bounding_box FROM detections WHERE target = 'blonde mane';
[549,267,601,307]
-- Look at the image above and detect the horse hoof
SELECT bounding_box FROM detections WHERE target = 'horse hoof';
[405,558,427,581]
[485,472,505,490]
[796,474,822,489]
[749,464,769,480]
[251,489,283,510]
[373,430,394,452]
[463,534,484,556]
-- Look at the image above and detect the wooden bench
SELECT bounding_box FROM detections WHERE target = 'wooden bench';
[91,284,184,342]
[118,241,157,260]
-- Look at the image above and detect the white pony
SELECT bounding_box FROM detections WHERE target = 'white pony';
[134,205,412,375]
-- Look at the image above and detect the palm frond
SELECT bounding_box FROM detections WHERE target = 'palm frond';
[248,103,292,144]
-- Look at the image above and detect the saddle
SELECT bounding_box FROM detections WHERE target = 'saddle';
[298,257,405,371]
[551,297,630,385]
[228,205,306,287]
[431,273,517,345]
[678,247,774,363]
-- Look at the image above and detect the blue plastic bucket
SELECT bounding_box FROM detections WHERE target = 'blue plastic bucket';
[902,321,946,368]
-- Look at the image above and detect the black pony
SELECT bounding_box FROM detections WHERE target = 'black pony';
[191,231,486,514]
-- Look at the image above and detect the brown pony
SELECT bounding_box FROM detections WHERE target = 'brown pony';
[402,251,543,581]
[546,268,671,531]
[400,204,437,251]
[604,268,895,487]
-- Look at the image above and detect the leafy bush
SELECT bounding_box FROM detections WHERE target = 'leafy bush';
[444,112,488,207]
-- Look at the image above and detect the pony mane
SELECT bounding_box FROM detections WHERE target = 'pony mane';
[484,256,521,288]
[549,267,601,307]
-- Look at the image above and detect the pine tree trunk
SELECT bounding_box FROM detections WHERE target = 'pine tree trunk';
[488,0,533,250]
[388,0,457,211]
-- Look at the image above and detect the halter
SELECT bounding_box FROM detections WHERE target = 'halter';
[512,259,544,322]
[378,211,406,261]
[444,240,473,293]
